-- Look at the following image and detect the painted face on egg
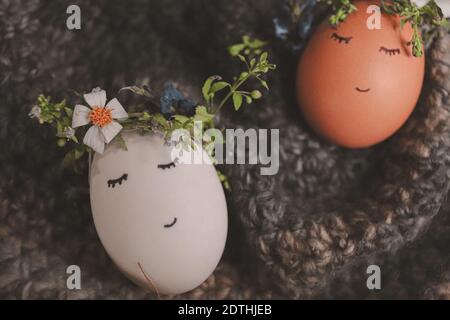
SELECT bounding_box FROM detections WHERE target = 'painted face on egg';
[297,1,425,148]
[89,132,228,295]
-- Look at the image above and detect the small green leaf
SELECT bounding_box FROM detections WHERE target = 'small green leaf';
[173,114,190,124]
[232,92,243,110]
[260,79,269,90]
[217,170,231,191]
[202,75,221,102]
[202,78,213,100]
[236,54,246,63]
[260,52,268,62]
[64,107,73,117]
[57,138,66,147]
[239,72,249,79]
[249,38,267,49]
[195,106,215,122]
[210,81,230,93]
[71,135,79,144]
[152,113,169,129]
[242,35,251,45]
[139,111,151,121]
[182,118,195,129]
[228,43,246,56]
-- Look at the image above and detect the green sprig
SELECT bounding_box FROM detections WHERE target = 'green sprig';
[33,95,80,146]
[202,35,276,113]
[381,0,449,57]
[327,0,358,26]
[30,36,277,188]
[321,0,449,57]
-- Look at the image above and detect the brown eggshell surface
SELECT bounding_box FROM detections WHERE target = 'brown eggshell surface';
[297,0,425,148]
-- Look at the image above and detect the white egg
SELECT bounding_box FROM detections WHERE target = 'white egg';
[89,132,228,295]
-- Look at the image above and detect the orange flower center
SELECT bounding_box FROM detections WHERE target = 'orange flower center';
[89,107,112,127]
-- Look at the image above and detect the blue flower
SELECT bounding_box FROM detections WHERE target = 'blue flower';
[160,83,196,116]
[274,18,289,40]
[273,0,321,51]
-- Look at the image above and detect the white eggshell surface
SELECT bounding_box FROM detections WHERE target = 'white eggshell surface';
[89,132,228,295]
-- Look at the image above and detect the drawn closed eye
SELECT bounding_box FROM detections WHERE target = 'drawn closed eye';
[157,158,178,170]
[331,32,353,44]
[107,174,128,188]
[379,46,401,56]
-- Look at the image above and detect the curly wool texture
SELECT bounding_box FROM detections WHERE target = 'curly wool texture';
[1,0,450,299]
[226,30,450,298]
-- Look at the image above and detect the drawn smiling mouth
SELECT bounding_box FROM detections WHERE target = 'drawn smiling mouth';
[356,87,371,93]
[164,217,177,228]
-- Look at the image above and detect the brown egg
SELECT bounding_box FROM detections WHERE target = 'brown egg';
[296,0,425,148]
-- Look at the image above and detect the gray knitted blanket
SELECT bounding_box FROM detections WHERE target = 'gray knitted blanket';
[1,0,450,299]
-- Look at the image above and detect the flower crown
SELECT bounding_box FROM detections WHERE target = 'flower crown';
[328,0,449,57]
[276,0,449,56]
[30,36,276,187]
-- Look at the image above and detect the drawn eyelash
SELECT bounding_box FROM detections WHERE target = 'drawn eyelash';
[107,174,128,188]
[331,32,352,44]
[158,162,176,170]
[157,158,178,170]
[379,46,401,56]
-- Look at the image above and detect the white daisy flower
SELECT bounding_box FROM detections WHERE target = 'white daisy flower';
[72,89,128,153]
[29,105,42,122]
